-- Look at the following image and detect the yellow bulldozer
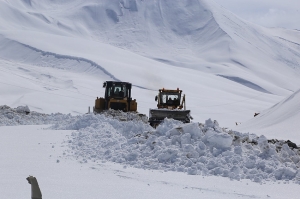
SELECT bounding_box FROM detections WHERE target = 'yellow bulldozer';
[94,81,137,113]
[148,88,192,127]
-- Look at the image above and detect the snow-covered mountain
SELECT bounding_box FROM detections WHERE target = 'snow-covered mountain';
[2,1,300,198]
[0,0,300,128]
[236,88,300,143]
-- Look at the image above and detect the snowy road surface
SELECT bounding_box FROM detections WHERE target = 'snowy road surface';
[1,0,300,198]
[1,124,299,199]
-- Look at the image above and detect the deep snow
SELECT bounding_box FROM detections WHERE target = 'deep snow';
[1,0,300,129]
[58,114,300,183]
[1,0,300,198]
[235,88,300,143]
[2,125,299,199]
[2,106,300,184]
[1,108,300,198]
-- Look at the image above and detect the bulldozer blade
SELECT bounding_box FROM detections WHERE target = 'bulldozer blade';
[148,109,191,125]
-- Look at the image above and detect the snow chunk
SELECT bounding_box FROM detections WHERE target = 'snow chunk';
[16,105,30,114]
[204,130,232,149]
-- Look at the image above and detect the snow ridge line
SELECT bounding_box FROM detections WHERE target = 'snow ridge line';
[277,37,300,47]
[132,84,156,91]
[17,41,156,91]
[17,42,121,82]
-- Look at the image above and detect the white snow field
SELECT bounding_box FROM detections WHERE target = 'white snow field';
[1,108,300,198]
[1,0,300,127]
[236,88,300,143]
[1,0,300,198]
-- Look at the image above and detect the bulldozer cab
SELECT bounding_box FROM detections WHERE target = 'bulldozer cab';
[156,89,183,109]
[94,81,137,113]
[105,81,131,99]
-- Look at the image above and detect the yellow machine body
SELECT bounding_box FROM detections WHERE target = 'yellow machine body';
[94,81,138,113]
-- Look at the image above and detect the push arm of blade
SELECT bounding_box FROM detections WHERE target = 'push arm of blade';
[180,94,186,110]
[26,176,42,199]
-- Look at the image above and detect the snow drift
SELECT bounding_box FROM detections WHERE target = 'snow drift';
[51,113,300,184]
[1,0,300,136]
[236,88,300,143]
[1,0,300,95]
[1,106,299,183]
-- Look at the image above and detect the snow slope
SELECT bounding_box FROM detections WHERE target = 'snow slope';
[1,33,281,126]
[235,88,300,143]
[1,0,300,128]
[2,0,300,94]
[1,0,300,198]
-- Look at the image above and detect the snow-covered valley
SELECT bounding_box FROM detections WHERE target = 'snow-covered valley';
[1,106,300,198]
[1,0,300,198]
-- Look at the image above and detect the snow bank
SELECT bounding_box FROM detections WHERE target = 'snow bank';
[0,105,72,126]
[0,106,147,126]
[53,114,300,184]
[1,106,299,183]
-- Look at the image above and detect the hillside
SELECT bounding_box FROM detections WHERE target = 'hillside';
[235,88,300,143]
[0,0,300,128]
[1,1,300,198]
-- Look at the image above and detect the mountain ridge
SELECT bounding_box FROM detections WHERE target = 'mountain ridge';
[0,0,299,127]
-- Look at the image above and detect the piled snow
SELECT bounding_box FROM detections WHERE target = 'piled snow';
[0,105,72,126]
[100,109,148,123]
[1,106,299,183]
[50,113,300,184]
[0,106,147,126]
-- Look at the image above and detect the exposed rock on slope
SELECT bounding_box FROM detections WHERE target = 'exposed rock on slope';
[236,89,300,143]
